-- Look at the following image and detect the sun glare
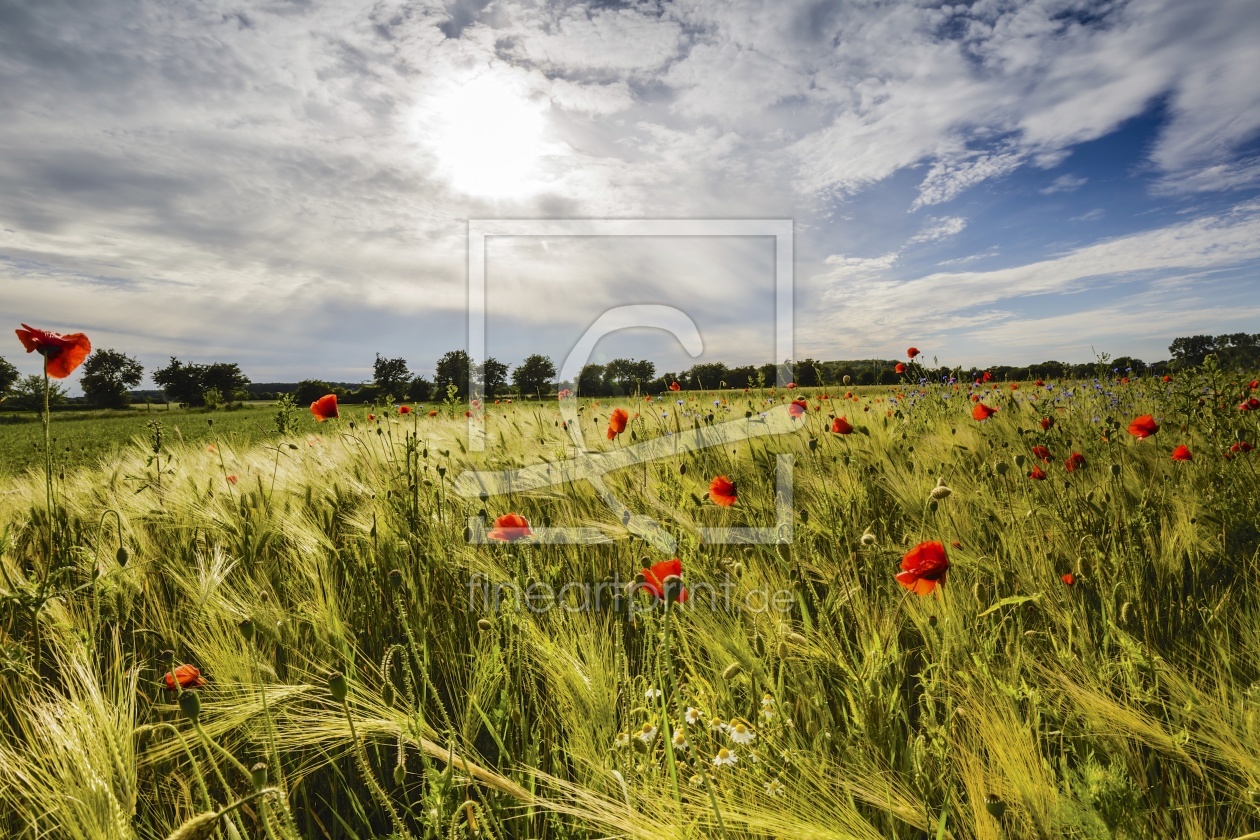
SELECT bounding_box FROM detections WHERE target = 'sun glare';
[419,71,555,199]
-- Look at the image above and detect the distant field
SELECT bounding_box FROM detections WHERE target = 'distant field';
[0,402,300,476]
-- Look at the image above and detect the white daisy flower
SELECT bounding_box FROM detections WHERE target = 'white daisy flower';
[761,694,775,709]
[709,717,728,734]
[685,706,703,725]
[614,732,630,748]
[728,722,756,745]
[712,747,737,767]
[636,723,657,744]
[671,729,689,752]
[765,778,785,797]
[644,688,662,700]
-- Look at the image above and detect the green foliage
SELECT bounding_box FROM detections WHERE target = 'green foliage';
[153,358,249,406]
[434,350,471,399]
[373,353,411,400]
[482,356,509,399]
[0,355,19,399]
[80,348,143,409]
[4,374,67,412]
[512,354,555,399]
[273,393,300,436]
[407,375,431,402]
[293,379,333,407]
[576,362,604,396]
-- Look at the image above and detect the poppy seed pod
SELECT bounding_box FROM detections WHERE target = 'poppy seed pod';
[178,690,201,722]
[116,545,129,567]
[160,649,175,665]
[328,671,348,703]
[985,794,1006,819]
[250,761,268,791]
[661,574,684,604]
[388,569,404,589]
[238,618,254,643]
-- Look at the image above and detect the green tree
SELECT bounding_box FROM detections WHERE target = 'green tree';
[577,363,605,397]
[1169,335,1216,368]
[434,350,472,398]
[0,355,18,403]
[294,380,334,407]
[7,374,68,411]
[512,354,556,399]
[80,348,144,408]
[373,354,411,400]
[483,357,509,399]
[203,363,250,403]
[153,358,206,405]
[407,376,432,402]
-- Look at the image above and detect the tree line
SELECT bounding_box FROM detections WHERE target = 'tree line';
[1,331,1256,410]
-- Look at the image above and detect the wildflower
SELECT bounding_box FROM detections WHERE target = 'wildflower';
[1127,414,1159,439]
[972,403,998,421]
[1162,375,1173,383]
[644,688,662,701]
[907,347,919,358]
[399,405,411,414]
[163,664,207,691]
[1031,445,1052,462]
[830,416,854,434]
[1251,380,1259,390]
[728,722,755,745]
[895,541,948,596]
[712,748,737,767]
[1028,465,1046,480]
[225,474,238,485]
[1230,441,1253,454]
[367,413,375,422]
[1171,444,1193,461]
[710,717,729,733]
[1041,416,1055,430]
[487,513,532,542]
[670,381,681,391]
[787,382,797,389]
[14,324,92,378]
[1061,573,1075,586]
[614,732,630,748]
[766,778,786,797]
[762,693,775,710]
[558,388,572,399]
[685,707,703,725]
[788,399,808,418]
[310,394,339,421]
[1065,452,1086,472]
[636,723,657,744]
[639,557,688,603]
[428,410,438,417]
[672,729,689,752]
[895,363,907,374]
[981,371,992,383]
[709,475,737,507]
[607,407,629,440]
[1240,398,1260,411]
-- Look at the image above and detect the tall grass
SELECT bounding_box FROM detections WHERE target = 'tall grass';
[1,371,1258,839]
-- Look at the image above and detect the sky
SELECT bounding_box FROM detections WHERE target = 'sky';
[2,0,1260,389]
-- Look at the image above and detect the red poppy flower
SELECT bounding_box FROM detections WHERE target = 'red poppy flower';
[472,399,481,408]
[907,347,919,358]
[895,541,948,596]
[163,664,206,691]
[1061,573,1075,586]
[494,399,500,404]
[465,410,473,418]
[895,363,906,374]
[787,382,797,389]
[1010,383,1019,391]
[639,557,689,603]
[487,513,532,541]
[1171,444,1193,461]
[669,381,681,391]
[1240,398,1260,411]
[399,405,411,414]
[14,324,92,379]
[1041,416,1054,431]
[1127,414,1159,439]
[1230,441,1254,454]
[981,371,992,383]
[1120,377,1129,384]
[225,474,238,485]
[972,403,998,421]
[709,475,737,507]
[830,416,854,434]
[1162,375,1173,383]
[1250,380,1259,390]
[428,410,438,417]
[1028,465,1047,480]
[1034,379,1045,387]
[788,399,808,419]
[607,407,629,440]
[367,413,375,422]
[1031,445,1052,462]
[1065,452,1086,472]
[310,394,339,421]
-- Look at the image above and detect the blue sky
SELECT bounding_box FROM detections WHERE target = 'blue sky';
[2,0,1259,389]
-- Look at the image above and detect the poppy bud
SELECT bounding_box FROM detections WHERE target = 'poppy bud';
[238,618,254,643]
[722,662,743,680]
[777,641,790,658]
[928,615,937,627]
[800,509,809,524]
[985,794,1006,819]
[382,680,395,708]
[1013,454,1026,468]
[679,463,687,475]
[995,462,1009,475]
[160,649,175,665]
[179,690,201,722]
[388,569,404,589]
[807,438,817,451]
[394,763,406,785]
[250,761,268,791]
[328,671,348,703]
[1110,463,1121,477]
[116,545,129,567]
[786,632,808,646]
[661,574,684,604]
[929,485,951,500]
[843,375,851,385]
[640,556,653,570]
[477,618,492,631]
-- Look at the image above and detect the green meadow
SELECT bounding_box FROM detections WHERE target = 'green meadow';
[2,371,1259,840]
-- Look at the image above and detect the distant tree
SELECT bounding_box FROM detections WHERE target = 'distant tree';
[373,354,411,400]
[294,380,333,406]
[1111,357,1146,375]
[577,363,605,397]
[687,362,728,390]
[434,350,472,398]
[1169,335,1216,369]
[80,349,144,408]
[203,363,250,402]
[603,358,655,394]
[793,358,820,387]
[512,354,556,399]
[7,374,68,411]
[0,355,19,402]
[482,357,509,399]
[153,358,207,405]
[408,376,432,402]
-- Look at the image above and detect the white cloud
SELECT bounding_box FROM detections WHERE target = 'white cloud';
[1040,174,1088,195]
[908,216,967,245]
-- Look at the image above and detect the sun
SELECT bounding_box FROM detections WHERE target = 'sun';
[416,70,556,200]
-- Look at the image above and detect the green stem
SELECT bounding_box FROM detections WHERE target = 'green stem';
[341,697,412,840]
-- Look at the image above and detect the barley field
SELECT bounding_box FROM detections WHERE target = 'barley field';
[2,367,1259,840]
